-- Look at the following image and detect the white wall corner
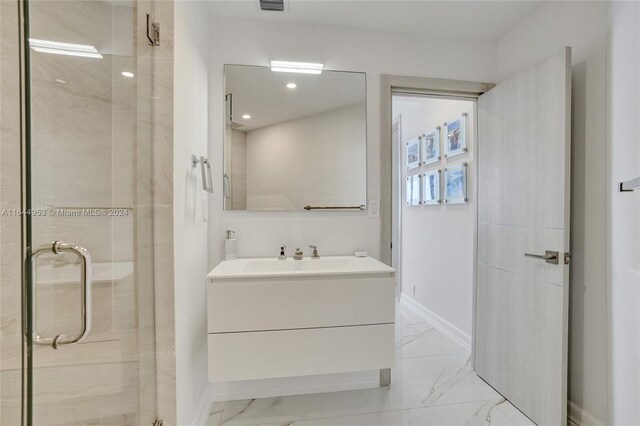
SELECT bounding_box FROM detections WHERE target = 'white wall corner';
[400,293,471,350]
[191,384,215,426]
[568,401,607,426]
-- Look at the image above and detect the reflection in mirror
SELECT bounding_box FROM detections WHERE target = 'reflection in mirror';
[223,65,367,211]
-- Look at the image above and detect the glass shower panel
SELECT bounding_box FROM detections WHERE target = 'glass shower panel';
[24,1,156,424]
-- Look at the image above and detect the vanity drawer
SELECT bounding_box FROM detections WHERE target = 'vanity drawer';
[207,276,395,333]
[208,323,394,382]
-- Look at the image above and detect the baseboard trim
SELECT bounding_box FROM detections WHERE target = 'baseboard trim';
[567,401,607,426]
[400,294,472,350]
[209,370,379,402]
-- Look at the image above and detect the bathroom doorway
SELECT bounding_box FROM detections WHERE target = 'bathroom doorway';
[391,95,477,349]
[382,48,572,426]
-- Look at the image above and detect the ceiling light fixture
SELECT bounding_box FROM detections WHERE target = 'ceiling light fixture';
[270,60,323,75]
[286,82,297,89]
[121,71,134,78]
[242,114,251,119]
[29,38,103,59]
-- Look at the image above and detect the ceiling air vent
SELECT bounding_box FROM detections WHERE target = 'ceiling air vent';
[260,0,285,12]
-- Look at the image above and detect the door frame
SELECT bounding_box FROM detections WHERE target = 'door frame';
[391,115,402,299]
[380,75,494,361]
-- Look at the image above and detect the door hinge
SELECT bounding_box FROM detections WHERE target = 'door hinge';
[564,252,572,265]
[146,14,160,46]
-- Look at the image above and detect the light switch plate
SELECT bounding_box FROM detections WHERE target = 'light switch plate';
[368,198,380,218]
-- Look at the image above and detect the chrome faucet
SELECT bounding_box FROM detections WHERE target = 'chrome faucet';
[279,245,287,260]
[309,245,320,259]
[293,248,304,260]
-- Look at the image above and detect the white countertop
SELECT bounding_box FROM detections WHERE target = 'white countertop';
[208,256,395,279]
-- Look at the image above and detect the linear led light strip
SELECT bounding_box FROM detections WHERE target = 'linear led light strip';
[270,60,323,74]
[29,38,103,59]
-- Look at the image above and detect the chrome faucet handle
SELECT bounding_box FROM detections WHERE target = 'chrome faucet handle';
[309,245,320,259]
[279,245,287,260]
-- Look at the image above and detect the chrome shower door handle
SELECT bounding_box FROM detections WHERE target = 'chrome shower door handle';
[200,156,213,193]
[29,241,92,349]
[524,250,559,265]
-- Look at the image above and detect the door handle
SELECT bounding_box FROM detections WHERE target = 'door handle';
[200,156,213,193]
[29,241,92,349]
[524,250,559,265]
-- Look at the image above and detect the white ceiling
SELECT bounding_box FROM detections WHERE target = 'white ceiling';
[206,0,544,42]
[226,65,365,131]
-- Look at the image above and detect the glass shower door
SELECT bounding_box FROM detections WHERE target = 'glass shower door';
[23,0,156,424]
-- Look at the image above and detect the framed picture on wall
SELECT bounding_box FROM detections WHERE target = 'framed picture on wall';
[422,169,441,205]
[406,174,421,205]
[405,136,421,170]
[444,162,468,204]
[444,113,468,158]
[422,127,440,166]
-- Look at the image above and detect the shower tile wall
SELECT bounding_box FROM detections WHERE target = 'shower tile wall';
[147,0,177,423]
[0,0,175,423]
[0,1,158,425]
[0,0,24,424]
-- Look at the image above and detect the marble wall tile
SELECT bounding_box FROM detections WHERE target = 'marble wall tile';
[1,1,24,424]
[30,361,139,425]
[1,0,176,424]
[29,0,113,54]
[30,82,113,208]
[35,280,113,338]
[29,49,112,103]
[156,350,177,426]
[113,273,138,330]
[152,204,175,354]
[152,58,174,206]
[32,215,114,263]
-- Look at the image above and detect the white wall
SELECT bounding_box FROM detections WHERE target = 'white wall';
[393,97,475,342]
[206,14,496,401]
[207,15,497,266]
[607,3,640,424]
[495,1,610,423]
[173,2,212,424]
[246,103,366,210]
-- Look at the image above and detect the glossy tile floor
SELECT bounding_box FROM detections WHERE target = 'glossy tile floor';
[206,305,535,426]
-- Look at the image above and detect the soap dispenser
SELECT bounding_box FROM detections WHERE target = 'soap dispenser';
[224,229,237,261]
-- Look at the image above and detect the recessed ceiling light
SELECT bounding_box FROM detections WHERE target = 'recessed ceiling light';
[29,38,103,59]
[270,60,323,74]
[121,71,134,78]
[286,83,297,89]
[242,114,251,119]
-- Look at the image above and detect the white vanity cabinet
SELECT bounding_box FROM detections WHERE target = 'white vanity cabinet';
[206,256,395,383]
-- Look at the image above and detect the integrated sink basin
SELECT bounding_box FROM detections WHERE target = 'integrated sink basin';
[207,256,396,385]
[210,255,393,278]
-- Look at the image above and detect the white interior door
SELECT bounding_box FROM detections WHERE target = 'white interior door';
[475,47,571,426]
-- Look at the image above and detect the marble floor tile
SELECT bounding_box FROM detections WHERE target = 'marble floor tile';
[394,308,427,329]
[395,326,469,359]
[396,354,503,406]
[206,402,227,425]
[219,378,423,426]
[294,399,532,426]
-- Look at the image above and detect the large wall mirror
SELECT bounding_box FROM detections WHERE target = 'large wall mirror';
[223,64,367,211]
